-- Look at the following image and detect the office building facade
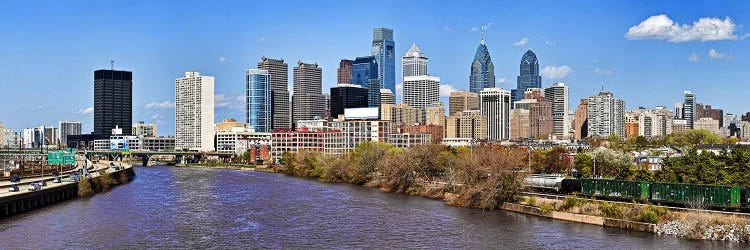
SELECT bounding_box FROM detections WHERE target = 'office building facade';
[175,71,215,152]
[258,57,291,129]
[94,69,133,138]
[480,88,511,141]
[246,69,272,132]
[292,61,325,128]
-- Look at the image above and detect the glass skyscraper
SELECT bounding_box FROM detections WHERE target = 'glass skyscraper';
[371,27,395,95]
[351,56,380,107]
[512,49,541,103]
[246,69,272,132]
[469,35,495,94]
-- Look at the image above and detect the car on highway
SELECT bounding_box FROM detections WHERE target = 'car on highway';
[10,175,21,183]
[53,176,62,183]
[27,183,41,191]
[8,185,19,192]
[38,180,47,186]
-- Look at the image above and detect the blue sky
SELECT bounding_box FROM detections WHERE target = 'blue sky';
[1,0,749,135]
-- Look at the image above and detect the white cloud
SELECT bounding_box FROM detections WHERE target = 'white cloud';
[150,114,162,120]
[145,101,175,109]
[513,37,528,46]
[396,83,403,94]
[215,94,230,107]
[591,58,599,64]
[540,65,573,79]
[497,77,507,84]
[469,27,479,32]
[235,95,245,102]
[76,107,94,114]
[439,84,458,97]
[688,53,700,62]
[625,15,740,43]
[257,37,266,43]
[708,49,733,59]
[593,68,614,75]
[443,26,455,34]
[219,57,227,63]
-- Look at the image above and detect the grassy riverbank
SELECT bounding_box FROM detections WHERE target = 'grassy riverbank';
[78,167,136,196]
[271,142,750,242]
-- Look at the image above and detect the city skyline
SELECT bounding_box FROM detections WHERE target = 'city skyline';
[2,1,750,135]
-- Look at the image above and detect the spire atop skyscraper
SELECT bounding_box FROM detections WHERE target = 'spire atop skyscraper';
[481,25,485,45]
[470,33,495,94]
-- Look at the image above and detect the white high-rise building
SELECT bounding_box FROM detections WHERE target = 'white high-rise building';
[480,88,511,141]
[402,44,428,78]
[58,121,82,145]
[175,71,215,152]
[587,92,625,138]
[403,75,440,109]
[544,82,570,140]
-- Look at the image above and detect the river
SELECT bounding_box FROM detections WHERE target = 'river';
[0,166,743,249]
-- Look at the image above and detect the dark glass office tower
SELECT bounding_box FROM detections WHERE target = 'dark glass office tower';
[512,49,541,103]
[94,69,132,138]
[330,84,368,118]
[351,56,380,107]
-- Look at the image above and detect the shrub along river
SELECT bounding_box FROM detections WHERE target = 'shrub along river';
[0,166,743,249]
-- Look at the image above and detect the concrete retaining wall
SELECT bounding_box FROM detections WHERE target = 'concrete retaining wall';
[501,203,656,233]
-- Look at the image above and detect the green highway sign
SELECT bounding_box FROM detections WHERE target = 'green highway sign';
[47,150,77,165]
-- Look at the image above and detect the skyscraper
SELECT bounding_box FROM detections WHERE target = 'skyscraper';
[330,84,368,119]
[94,69,132,138]
[58,121,82,145]
[544,83,570,140]
[480,88,511,141]
[573,99,589,140]
[258,57,290,130]
[352,56,380,107]
[403,75,440,109]
[246,69,272,132]
[512,49,542,103]
[449,91,480,116]
[292,61,324,128]
[469,30,495,94]
[372,27,396,94]
[175,71,215,152]
[337,59,353,85]
[683,91,696,129]
[587,92,625,138]
[402,43,428,78]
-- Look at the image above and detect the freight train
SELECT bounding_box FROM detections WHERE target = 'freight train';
[525,174,750,210]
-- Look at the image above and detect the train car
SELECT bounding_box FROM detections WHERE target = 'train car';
[650,182,740,208]
[525,174,565,192]
[560,178,581,194]
[581,178,650,200]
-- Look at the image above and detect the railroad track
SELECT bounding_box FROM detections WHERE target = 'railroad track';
[522,191,750,217]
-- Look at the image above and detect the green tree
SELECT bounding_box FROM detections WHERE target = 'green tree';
[666,129,722,147]
[574,153,593,177]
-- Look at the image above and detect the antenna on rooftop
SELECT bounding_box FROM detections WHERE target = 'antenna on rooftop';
[111,60,114,71]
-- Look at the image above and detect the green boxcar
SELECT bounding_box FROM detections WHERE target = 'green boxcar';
[581,179,650,200]
[651,183,741,208]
